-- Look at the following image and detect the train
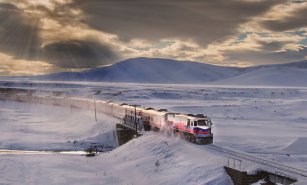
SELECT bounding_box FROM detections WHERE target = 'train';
[5,93,214,145]
[120,104,213,144]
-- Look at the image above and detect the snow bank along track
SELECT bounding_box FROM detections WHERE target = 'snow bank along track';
[206,144,307,178]
[1,87,306,179]
[0,88,125,120]
[0,149,88,155]
[0,87,214,144]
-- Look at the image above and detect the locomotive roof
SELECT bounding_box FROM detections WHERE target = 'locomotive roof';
[112,102,208,119]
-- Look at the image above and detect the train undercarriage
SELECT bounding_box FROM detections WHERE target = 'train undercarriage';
[173,129,213,145]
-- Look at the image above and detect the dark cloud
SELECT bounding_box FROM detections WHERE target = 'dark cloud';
[224,47,307,65]
[1,0,307,75]
[255,40,292,52]
[261,5,307,31]
[0,2,117,69]
[0,3,18,10]
[71,0,282,45]
[25,4,83,26]
[0,3,41,60]
[42,40,118,68]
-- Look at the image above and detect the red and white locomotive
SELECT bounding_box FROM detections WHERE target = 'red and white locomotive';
[118,103,213,145]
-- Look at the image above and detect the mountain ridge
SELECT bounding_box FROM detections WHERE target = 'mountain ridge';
[33,57,244,83]
[6,57,307,86]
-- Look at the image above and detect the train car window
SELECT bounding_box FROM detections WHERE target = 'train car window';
[187,119,190,125]
[197,120,206,126]
[187,122,190,127]
[194,121,197,126]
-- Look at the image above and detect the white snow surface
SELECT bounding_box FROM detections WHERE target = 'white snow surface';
[1,82,307,184]
[213,66,307,87]
[0,132,232,185]
[0,101,118,151]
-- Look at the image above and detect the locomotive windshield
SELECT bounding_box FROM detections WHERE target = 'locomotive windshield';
[197,120,208,126]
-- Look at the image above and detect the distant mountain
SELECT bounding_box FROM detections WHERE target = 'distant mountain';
[271,60,307,69]
[212,66,307,87]
[210,60,307,87]
[22,58,307,87]
[34,58,243,83]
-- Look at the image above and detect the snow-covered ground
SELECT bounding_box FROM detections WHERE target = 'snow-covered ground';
[0,101,118,151]
[0,132,233,185]
[1,82,307,184]
[212,66,307,87]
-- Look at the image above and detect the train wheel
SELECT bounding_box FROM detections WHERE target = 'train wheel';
[173,131,178,137]
[180,132,186,140]
[195,137,203,144]
[185,134,195,143]
[173,130,179,137]
[190,135,196,143]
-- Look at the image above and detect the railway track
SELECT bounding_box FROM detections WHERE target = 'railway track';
[0,149,87,155]
[205,144,307,178]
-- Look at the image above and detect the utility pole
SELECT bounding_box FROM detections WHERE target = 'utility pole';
[70,99,72,113]
[94,99,97,122]
[132,104,140,137]
[134,105,137,136]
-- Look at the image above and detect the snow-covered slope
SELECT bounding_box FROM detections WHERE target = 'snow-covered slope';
[1,84,307,184]
[34,58,242,83]
[275,60,307,68]
[213,66,307,87]
[9,58,307,87]
[0,101,118,151]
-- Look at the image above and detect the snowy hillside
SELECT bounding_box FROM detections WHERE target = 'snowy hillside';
[33,58,242,83]
[6,58,307,87]
[213,65,307,87]
[276,60,307,68]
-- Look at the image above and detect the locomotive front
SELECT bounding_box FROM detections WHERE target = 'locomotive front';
[191,116,213,144]
[171,113,213,144]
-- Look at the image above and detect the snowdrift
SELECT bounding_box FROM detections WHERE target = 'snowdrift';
[284,137,307,155]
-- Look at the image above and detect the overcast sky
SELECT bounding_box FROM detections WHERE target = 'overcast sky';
[0,0,306,75]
